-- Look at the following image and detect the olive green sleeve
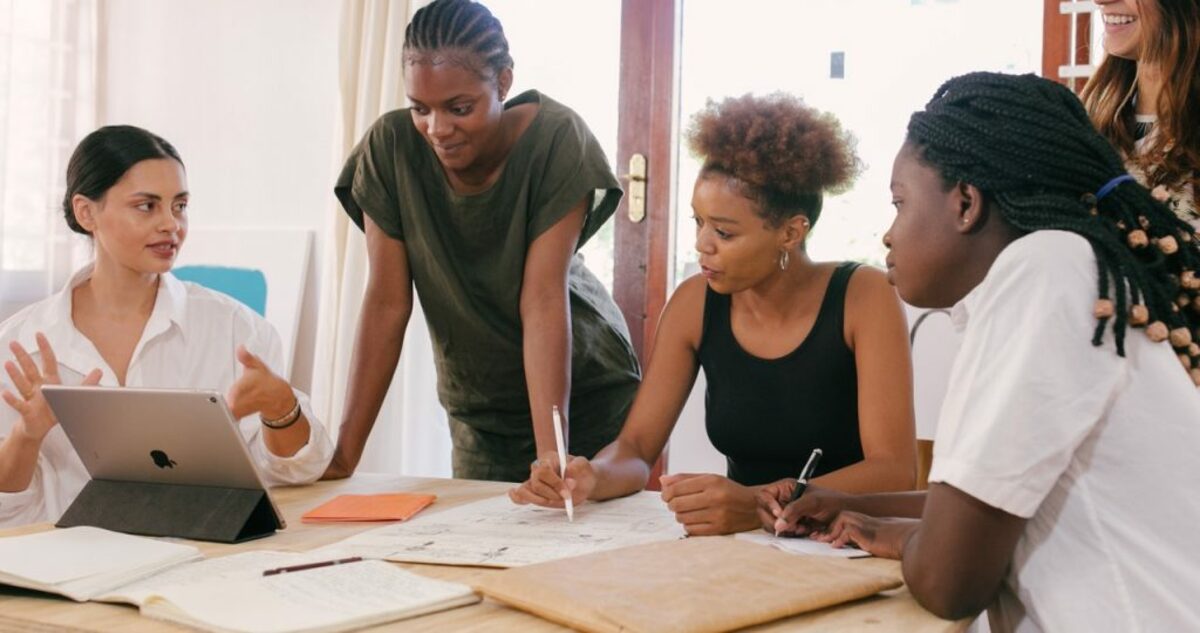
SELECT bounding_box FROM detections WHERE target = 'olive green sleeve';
[334,113,406,241]
[526,112,623,250]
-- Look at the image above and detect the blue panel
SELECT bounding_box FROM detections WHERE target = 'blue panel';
[173,265,268,316]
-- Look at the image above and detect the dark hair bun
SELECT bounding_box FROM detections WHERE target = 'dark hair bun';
[686,92,860,198]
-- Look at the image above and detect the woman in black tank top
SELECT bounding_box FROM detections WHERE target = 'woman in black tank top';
[701,261,864,486]
[511,94,916,536]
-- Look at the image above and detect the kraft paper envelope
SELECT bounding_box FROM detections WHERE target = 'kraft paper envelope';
[474,536,903,633]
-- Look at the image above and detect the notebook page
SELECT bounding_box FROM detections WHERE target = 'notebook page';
[0,526,199,598]
[142,560,479,633]
[97,550,342,606]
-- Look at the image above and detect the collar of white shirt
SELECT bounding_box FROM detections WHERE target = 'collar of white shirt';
[14,264,190,381]
[949,281,985,335]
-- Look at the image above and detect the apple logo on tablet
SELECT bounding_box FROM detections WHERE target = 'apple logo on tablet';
[150,450,177,469]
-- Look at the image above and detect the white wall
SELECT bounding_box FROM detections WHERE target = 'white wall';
[666,369,726,476]
[905,304,962,441]
[100,0,342,388]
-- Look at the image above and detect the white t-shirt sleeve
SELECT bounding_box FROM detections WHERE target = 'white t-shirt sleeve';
[928,233,1128,518]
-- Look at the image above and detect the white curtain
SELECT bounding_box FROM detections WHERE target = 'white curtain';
[0,0,95,321]
[311,0,451,477]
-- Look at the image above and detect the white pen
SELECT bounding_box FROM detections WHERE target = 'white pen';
[551,405,574,522]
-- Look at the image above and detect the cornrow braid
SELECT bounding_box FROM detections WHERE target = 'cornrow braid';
[404,0,513,78]
[908,72,1200,384]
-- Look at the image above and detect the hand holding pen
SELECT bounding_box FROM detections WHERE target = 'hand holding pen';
[774,448,822,535]
[508,450,598,509]
[551,405,574,522]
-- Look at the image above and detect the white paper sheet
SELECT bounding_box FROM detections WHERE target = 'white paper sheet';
[321,491,686,567]
[98,549,355,606]
[735,531,872,558]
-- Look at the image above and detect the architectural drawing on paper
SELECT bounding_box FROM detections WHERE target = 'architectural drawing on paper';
[322,491,685,568]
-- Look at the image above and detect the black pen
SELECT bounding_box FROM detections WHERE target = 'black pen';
[774,449,823,536]
[787,448,823,504]
[262,556,363,577]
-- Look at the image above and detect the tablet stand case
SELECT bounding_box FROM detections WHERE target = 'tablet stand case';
[56,479,280,543]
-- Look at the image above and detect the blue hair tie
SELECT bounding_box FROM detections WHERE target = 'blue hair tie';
[1096,174,1135,201]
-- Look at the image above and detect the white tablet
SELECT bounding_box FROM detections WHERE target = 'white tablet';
[42,385,285,529]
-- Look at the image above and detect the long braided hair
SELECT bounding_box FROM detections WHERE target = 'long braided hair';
[908,72,1200,383]
[404,0,513,78]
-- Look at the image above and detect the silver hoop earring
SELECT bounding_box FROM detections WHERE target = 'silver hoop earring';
[779,249,790,271]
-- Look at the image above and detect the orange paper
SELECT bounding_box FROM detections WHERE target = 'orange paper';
[301,493,437,523]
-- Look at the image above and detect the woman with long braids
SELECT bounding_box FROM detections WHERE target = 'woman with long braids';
[763,72,1200,629]
[326,0,639,481]
[1082,0,1199,224]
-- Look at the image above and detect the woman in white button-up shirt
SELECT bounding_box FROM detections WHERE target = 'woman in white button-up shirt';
[0,126,333,526]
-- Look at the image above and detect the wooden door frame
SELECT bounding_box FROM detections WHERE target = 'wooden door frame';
[614,0,678,359]
[613,0,679,484]
[1043,0,1094,90]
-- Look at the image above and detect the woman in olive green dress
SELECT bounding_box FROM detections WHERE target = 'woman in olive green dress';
[325,0,640,482]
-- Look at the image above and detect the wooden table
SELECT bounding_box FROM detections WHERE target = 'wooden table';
[0,475,967,632]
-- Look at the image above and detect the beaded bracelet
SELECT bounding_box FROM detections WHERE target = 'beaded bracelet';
[260,397,302,430]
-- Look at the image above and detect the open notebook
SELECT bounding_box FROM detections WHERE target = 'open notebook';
[0,527,479,633]
[139,558,479,633]
[474,536,902,633]
[0,526,200,602]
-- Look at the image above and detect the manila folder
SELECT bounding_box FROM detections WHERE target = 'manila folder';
[474,536,902,633]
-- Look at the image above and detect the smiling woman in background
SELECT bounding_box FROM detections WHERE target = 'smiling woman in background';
[1083,0,1199,224]
[0,125,333,527]
[327,0,640,482]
